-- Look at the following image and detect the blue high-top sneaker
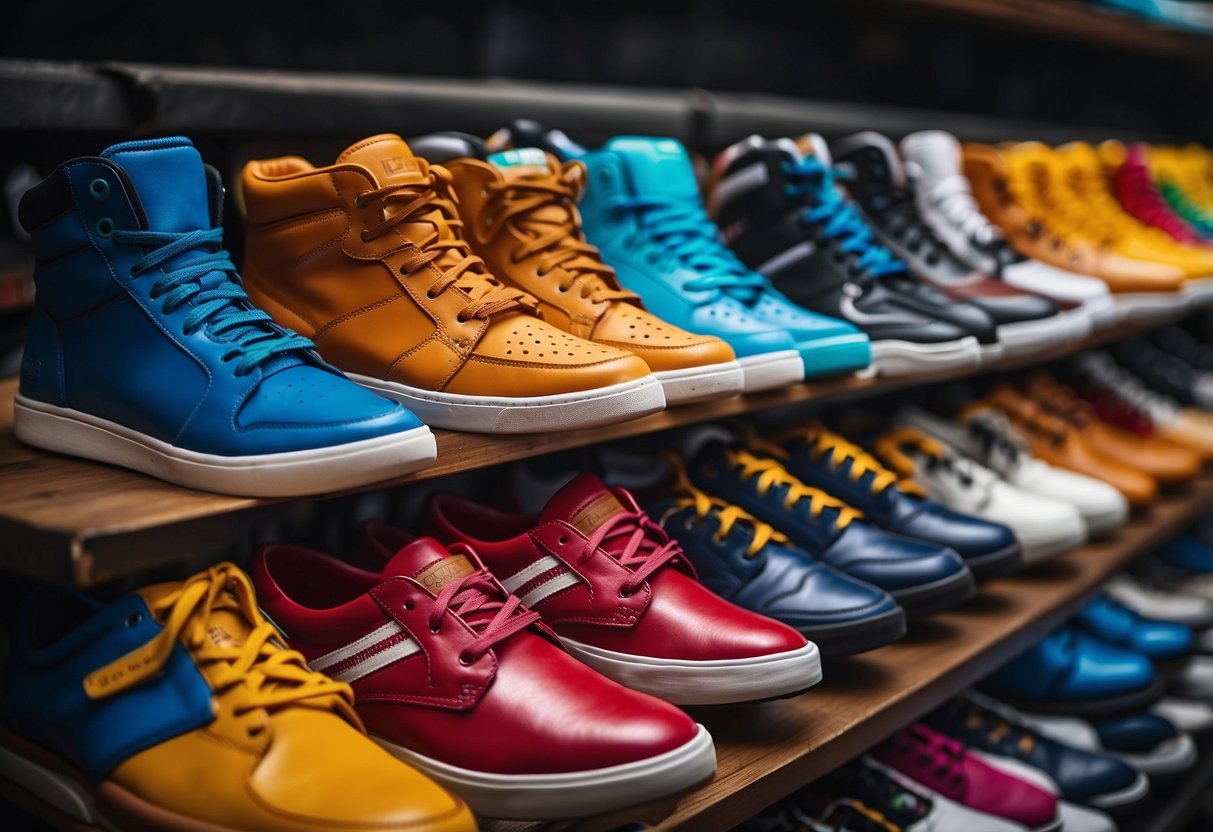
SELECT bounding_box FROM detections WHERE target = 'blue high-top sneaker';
[487,124,872,386]
[15,137,435,496]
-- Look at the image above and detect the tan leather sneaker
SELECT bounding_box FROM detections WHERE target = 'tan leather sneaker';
[240,135,664,433]
[412,137,744,405]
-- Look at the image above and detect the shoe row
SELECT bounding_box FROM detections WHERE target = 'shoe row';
[24,124,1206,498]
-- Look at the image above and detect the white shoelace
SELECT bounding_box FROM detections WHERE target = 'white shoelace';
[1079,353,1179,422]
[918,172,1002,247]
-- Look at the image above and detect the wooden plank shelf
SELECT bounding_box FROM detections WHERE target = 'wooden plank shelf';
[0,319,1156,587]
[7,474,1213,832]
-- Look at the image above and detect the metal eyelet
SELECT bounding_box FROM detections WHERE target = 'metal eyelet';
[459,653,474,666]
[89,178,110,201]
[96,217,114,238]
[125,612,143,627]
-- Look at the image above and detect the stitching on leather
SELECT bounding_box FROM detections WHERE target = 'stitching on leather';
[314,294,403,339]
[464,353,629,370]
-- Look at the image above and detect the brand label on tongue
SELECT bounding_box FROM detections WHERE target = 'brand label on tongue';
[415,555,475,595]
[569,492,626,536]
[382,156,419,177]
[208,626,239,648]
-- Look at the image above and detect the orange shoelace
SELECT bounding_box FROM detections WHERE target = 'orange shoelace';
[772,421,928,498]
[662,453,785,557]
[725,443,862,530]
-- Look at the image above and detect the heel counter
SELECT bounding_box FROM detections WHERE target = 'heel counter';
[19,301,67,406]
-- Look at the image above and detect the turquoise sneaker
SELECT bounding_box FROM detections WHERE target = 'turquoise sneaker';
[489,125,871,385]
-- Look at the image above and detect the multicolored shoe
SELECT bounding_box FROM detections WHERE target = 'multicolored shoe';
[424,474,823,704]
[647,454,906,656]
[488,121,875,385]
[683,434,974,616]
[253,537,715,819]
[1114,142,1206,245]
[0,564,475,832]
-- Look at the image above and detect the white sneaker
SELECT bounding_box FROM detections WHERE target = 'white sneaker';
[1171,653,1213,699]
[879,422,1089,562]
[863,757,1031,832]
[1151,696,1213,733]
[899,406,1129,538]
[1105,574,1213,628]
[901,130,1118,330]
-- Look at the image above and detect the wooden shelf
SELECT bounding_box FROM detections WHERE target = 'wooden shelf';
[889,0,1213,61]
[484,472,1213,832]
[7,474,1212,832]
[0,319,1154,587]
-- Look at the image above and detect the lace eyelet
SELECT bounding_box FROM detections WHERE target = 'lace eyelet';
[96,217,114,238]
[89,178,110,201]
[359,229,370,242]
[458,652,475,666]
[430,622,441,634]
[619,586,634,598]
[426,288,440,299]
[403,600,413,611]
[125,612,143,628]
[354,194,366,209]
[558,534,569,545]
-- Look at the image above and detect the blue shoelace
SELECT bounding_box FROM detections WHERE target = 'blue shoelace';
[781,157,906,280]
[607,195,769,298]
[115,227,314,376]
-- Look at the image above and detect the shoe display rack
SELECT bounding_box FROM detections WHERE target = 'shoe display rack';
[2,314,1210,832]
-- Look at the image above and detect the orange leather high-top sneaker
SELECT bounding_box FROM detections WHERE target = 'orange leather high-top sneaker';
[412,137,744,406]
[240,135,664,434]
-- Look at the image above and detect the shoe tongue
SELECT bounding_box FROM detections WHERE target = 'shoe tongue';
[793,133,831,166]
[540,472,629,536]
[486,147,557,180]
[605,136,701,201]
[137,580,254,649]
[900,131,961,184]
[336,133,426,186]
[833,131,906,189]
[381,537,477,597]
[101,137,210,235]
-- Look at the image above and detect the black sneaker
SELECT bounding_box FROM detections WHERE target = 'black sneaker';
[1113,334,1213,408]
[711,134,985,377]
[830,132,1062,362]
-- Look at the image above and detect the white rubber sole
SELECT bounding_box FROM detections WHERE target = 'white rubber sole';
[373,724,716,820]
[994,315,1081,359]
[347,373,665,433]
[1083,502,1131,539]
[1021,524,1089,564]
[653,360,744,406]
[560,638,822,705]
[1114,292,1190,323]
[980,342,1005,363]
[13,394,436,497]
[0,741,104,828]
[735,350,805,392]
[1110,733,1197,776]
[1085,295,1120,329]
[1087,771,1150,810]
[865,336,981,378]
[1182,276,1213,307]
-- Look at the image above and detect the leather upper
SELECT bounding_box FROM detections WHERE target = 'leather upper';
[831,133,1058,327]
[712,135,986,345]
[1,564,473,832]
[1077,594,1194,663]
[1090,713,1177,753]
[982,626,1157,701]
[435,147,737,374]
[685,440,968,592]
[772,422,1019,562]
[252,537,699,775]
[423,473,807,661]
[240,134,652,398]
[18,137,422,456]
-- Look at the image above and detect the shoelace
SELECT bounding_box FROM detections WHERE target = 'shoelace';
[1077,352,1178,422]
[980,392,1071,447]
[428,551,542,664]
[772,421,928,499]
[84,563,359,729]
[875,427,975,488]
[114,228,314,376]
[725,445,862,530]
[811,799,902,832]
[816,763,930,826]
[885,725,966,794]
[961,702,1036,756]
[1119,158,1201,241]
[584,504,683,596]
[782,157,906,280]
[832,166,951,266]
[358,166,532,322]
[963,410,1029,473]
[1060,155,1181,252]
[916,170,1003,248]
[663,453,785,557]
[607,194,770,298]
[484,161,637,304]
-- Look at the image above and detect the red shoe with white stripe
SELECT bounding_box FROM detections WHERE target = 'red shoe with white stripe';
[251,537,716,820]
[416,473,823,705]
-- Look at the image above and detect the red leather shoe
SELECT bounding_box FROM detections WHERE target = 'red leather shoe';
[417,473,823,705]
[251,537,716,820]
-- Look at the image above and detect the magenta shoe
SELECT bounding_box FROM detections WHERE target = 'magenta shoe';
[872,722,1061,832]
[1116,143,1206,245]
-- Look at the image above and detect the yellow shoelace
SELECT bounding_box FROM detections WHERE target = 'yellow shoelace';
[773,421,927,498]
[965,705,1035,755]
[872,426,948,480]
[725,445,862,529]
[662,453,785,556]
[84,563,359,728]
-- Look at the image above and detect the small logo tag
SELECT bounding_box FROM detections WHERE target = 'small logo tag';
[569,492,625,536]
[415,555,475,595]
[382,157,419,176]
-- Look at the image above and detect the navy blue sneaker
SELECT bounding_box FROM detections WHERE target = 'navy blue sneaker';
[648,458,906,656]
[1162,518,1213,572]
[980,626,1163,718]
[1076,594,1194,670]
[926,696,1149,815]
[684,438,974,616]
[765,421,1022,580]
[1018,709,1198,778]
